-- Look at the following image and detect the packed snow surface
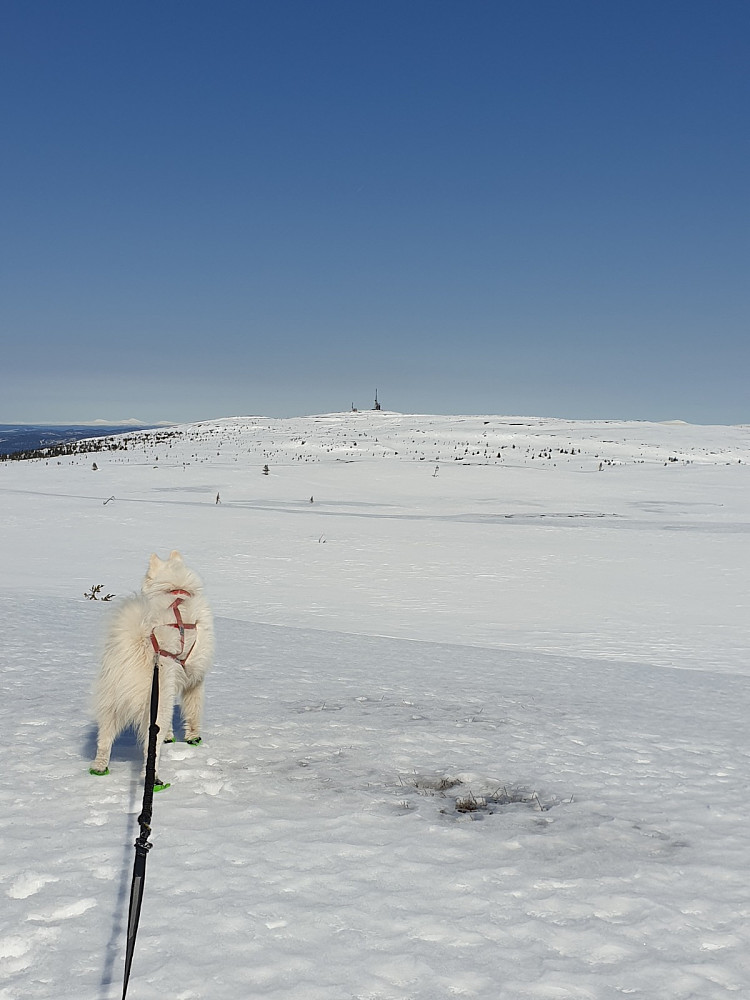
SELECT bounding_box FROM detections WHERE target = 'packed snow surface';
[1,410,749,999]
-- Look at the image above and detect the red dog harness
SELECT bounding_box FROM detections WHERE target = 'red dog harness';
[150,589,197,668]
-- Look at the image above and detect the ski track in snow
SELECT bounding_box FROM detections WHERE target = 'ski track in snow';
[1,411,750,999]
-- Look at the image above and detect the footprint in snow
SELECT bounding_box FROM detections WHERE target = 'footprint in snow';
[26,898,97,922]
[7,872,59,899]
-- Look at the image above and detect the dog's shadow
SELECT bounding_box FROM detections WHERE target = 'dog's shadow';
[82,706,185,764]
[81,724,139,764]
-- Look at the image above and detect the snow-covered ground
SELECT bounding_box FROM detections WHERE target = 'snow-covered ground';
[1,410,749,999]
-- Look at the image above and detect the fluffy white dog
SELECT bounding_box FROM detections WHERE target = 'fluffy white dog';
[90,551,214,787]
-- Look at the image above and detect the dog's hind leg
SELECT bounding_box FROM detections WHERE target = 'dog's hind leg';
[180,680,205,745]
[145,664,178,788]
[136,710,169,788]
[164,715,176,743]
[90,715,116,775]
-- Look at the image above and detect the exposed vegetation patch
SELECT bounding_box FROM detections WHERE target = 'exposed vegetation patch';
[397,773,564,820]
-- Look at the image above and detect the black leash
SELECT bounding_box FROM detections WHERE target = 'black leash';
[122,656,160,1000]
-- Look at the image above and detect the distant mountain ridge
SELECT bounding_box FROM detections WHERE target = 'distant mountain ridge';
[0,424,151,456]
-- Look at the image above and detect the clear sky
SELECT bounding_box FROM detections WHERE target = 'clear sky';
[1,0,747,425]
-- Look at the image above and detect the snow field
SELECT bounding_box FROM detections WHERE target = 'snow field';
[1,411,750,998]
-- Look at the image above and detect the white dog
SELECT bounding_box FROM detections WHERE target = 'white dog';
[90,551,214,787]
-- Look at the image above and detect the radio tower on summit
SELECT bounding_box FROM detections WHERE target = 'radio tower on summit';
[373,389,381,411]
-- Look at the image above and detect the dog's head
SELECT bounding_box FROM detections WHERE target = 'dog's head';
[143,550,203,597]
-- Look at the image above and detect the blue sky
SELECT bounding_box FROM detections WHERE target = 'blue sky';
[1,1,747,424]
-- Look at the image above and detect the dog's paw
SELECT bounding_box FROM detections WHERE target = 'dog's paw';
[154,781,171,792]
[89,767,110,776]
[185,736,202,746]
[164,735,176,744]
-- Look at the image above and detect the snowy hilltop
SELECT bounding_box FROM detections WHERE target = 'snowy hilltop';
[10,409,748,468]
[1,410,749,999]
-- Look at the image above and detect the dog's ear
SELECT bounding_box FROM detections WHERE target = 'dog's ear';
[169,549,183,561]
[147,553,162,577]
